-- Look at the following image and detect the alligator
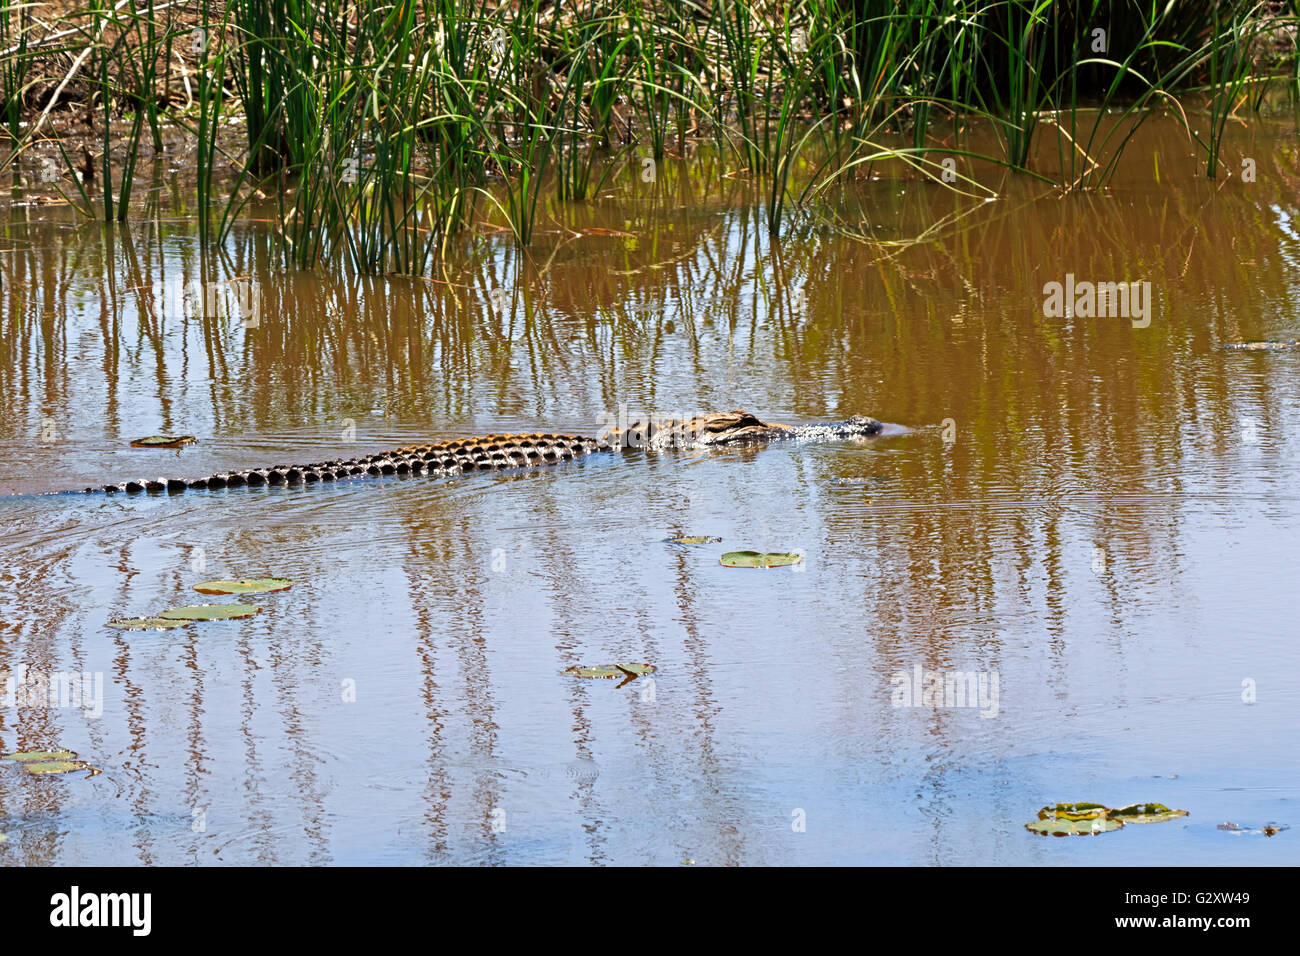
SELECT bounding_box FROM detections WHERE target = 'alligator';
[85,410,885,494]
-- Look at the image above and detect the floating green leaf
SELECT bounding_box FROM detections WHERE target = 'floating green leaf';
[1028,800,1190,837]
[24,760,95,776]
[3,750,100,777]
[666,535,722,545]
[108,616,192,631]
[1037,802,1109,822]
[563,663,656,680]
[194,578,293,595]
[159,603,260,621]
[1026,817,1124,837]
[720,550,804,568]
[129,435,197,448]
[4,749,77,763]
[1108,803,1189,824]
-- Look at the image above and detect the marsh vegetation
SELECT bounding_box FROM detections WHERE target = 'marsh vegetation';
[0,0,1295,275]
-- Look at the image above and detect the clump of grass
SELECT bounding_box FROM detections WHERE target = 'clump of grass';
[0,0,34,142]
[0,0,1295,268]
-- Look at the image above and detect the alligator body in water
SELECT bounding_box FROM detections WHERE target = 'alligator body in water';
[85,410,884,495]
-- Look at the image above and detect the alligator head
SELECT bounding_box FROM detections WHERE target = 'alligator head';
[611,409,883,449]
[788,415,885,442]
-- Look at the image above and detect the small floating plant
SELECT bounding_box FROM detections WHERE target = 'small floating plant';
[108,616,192,631]
[563,663,655,688]
[1025,801,1188,837]
[1220,340,1299,351]
[129,435,197,448]
[1218,822,1288,837]
[720,550,804,568]
[158,603,260,622]
[563,663,656,680]
[193,578,293,595]
[109,576,295,630]
[2,749,101,778]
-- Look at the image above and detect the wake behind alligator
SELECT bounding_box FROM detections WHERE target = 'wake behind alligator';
[83,410,885,495]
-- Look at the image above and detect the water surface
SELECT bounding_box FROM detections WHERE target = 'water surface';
[1,115,1297,864]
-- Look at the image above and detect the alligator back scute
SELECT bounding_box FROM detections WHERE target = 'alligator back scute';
[94,430,606,494]
[609,409,792,449]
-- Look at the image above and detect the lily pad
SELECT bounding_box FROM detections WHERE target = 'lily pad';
[1028,800,1189,836]
[1037,802,1109,822]
[720,550,804,568]
[23,760,97,776]
[3,750,100,777]
[193,577,293,595]
[158,603,260,621]
[3,749,78,763]
[666,535,722,545]
[1026,816,1124,837]
[129,435,197,448]
[108,616,192,631]
[1108,803,1189,824]
[563,663,656,680]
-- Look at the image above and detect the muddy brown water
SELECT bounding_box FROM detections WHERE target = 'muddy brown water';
[0,114,1297,864]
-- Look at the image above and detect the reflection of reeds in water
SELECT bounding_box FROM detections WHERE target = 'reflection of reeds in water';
[6,118,1298,677]
[1,115,1297,435]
